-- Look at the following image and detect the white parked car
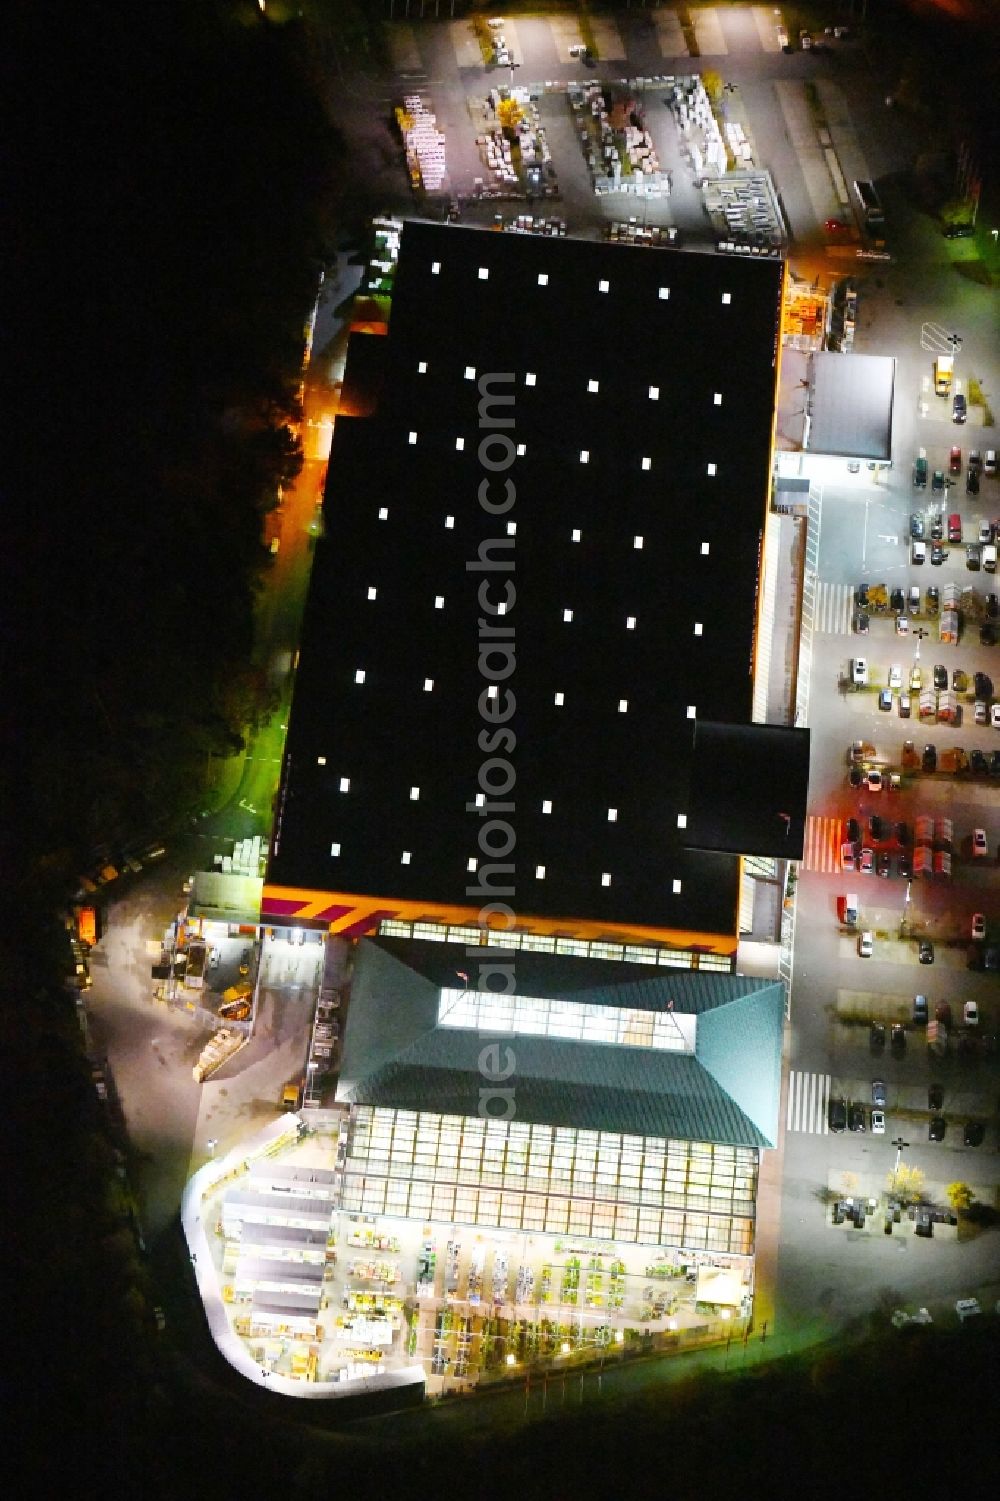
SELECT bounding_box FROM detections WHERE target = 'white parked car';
[889,663,903,689]
[972,913,986,941]
[858,930,874,958]
[851,657,868,685]
[975,700,988,725]
[866,768,883,792]
[992,704,1000,730]
[964,1000,979,1026]
[956,1298,981,1322]
[871,1109,886,1134]
[972,828,989,858]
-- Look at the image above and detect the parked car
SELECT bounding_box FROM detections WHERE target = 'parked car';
[930,513,944,542]
[972,828,988,857]
[964,1122,985,1147]
[968,450,982,474]
[967,469,980,495]
[869,814,885,841]
[932,469,945,492]
[985,449,998,477]
[877,850,892,878]
[967,544,982,570]
[981,623,997,645]
[913,994,928,1024]
[891,1023,907,1054]
[964,1000,979,1026]
[848,1102,866,1133]
[947,513,962,544]
[878,688,893,711]
[949,446,962,475]
[928,1083,944,1110]
[993,704,1000,730]
[933,663,948,690]
[847,817,861,845]
[953,392,967,423]
[851,657,868,685]
[888,663,903,690]
[872,1079,887,1107]
[867,768,883,791]
[970,749,988,775]
[922,744,937,772]
[930,542,946,565]
[912,540,926,565]
[897,851,911,878]
[988,594,999,619]
[870,1021,886,1051]
[854,610,870,634]
[859,847,875,874]
[828,1096,847,1133]
[918,938,935,964]
[909,512,925,538]
[858,930,874,958]
[929,1116,946,1142]
[979,519,994,544]
[895,821,911,845]
[926,585,940,612]
[898,693,911,718]
[890,586,906,612]
[991,749,1000,776]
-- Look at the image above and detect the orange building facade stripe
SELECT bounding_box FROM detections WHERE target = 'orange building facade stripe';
[261,884,737,955]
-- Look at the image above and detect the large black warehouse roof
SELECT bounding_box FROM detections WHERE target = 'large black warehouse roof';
[267,221,783,943]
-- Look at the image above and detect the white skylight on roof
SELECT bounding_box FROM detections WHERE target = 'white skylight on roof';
[641,457,651,471]
[423,677,434,692]
[410,786,420,801]
[496,601,506,616]
[378,506,388,520]
[316,755,326,766]
[687,705,697,719]
[339,777,350,793]
[401,850,412,864]
[408,431,417,445]
[434,594,444,609]
[506,521,516,536]
[579,450,590,464]
[464,365,476,380]
[467,857,478,872]
[542,799,553,815]
[456,437,465,451]
[431,261,441,275]
[572,528,581,542]
[330,842,341,856]
[677,814,687,829]
[476,793,486,808]
[479,267,489,280]
[694,623,703,636]
[658,286,670,300]
[714,392,723,406]
[707,462,717,476]
[535,865,546,879]
[618,699,628,713]
[601,872,611,887]
[516,442,526,456]
[672,878,682,893]
[626,615,636,630]
[587,379,599,394]
[445,515,455,529]
[538,272,549,286]
[608,808,618,822]
[701,542,710,556]
[721,292,732,304]
[354,669,366,684]
[598,279,610,293]
[634,535,644,549]
[525,371,536,387]
[554,692,565,706]
[649,385,660,400]
[563,608,574,622]
[367,586,377,600]
[487,684,498,698]
[418,361,428,374]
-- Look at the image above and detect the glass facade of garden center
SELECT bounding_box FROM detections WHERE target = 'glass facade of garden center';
[340,1107,757,1255]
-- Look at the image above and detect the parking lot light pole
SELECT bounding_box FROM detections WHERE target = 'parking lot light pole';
[891,1137,910,1176]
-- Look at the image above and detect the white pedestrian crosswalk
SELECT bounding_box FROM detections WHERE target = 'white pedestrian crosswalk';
[813,580,854,635]
[786,1070,831,1135]
[802,815,845,873]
